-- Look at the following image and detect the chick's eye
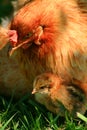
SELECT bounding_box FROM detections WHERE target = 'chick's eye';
[40,85,46,89]
[40,85,51,89]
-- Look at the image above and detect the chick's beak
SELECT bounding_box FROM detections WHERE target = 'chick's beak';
[32,89,37,94]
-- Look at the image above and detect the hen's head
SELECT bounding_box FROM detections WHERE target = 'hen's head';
[7,0,86,57]
[8,0,69,56]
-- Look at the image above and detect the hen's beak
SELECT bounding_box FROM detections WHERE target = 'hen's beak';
[32,89,37,94]
[8,37,34,56]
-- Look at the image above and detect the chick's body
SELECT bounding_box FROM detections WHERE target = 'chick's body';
[33,73,86,115]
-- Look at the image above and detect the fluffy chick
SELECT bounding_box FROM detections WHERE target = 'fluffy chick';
[32,73,87,116]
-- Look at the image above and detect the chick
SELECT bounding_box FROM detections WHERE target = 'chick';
[32,73,87,116]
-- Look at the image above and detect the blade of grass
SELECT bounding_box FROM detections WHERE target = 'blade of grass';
[77,112,87,123]
[1,112,17,130]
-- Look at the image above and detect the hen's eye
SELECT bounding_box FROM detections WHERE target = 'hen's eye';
[24,32,33,39]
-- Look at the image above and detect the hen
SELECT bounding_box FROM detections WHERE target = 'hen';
[0,0,87,114]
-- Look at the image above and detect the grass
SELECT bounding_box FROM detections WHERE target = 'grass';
[0,94,87,130]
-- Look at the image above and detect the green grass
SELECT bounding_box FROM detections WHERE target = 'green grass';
[0,94,87,130]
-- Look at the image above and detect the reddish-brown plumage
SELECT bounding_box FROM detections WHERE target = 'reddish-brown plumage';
[0,0,87,114]
[9,0,87,90]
